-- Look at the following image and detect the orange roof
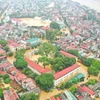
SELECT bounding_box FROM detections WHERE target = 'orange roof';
[59,50,78,59]
[54,64,79,80]
[25,58,50,73]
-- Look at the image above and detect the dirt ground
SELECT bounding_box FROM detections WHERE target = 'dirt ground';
[19,17,51,27]
[40,89,63,100]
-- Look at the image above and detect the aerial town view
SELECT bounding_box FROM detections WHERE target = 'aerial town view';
[0,0,100,100]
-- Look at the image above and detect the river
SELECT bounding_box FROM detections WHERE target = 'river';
[72,0,100,12]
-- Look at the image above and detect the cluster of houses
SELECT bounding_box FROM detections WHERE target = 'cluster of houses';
[50,90,77,100]
[50,80,100,100]
[3,0,65,28]
[0,57,40,100]
[54,0,100,60]
[3,88,19,100]
[75,80,100,100]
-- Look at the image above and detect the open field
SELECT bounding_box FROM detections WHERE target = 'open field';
[19,17,51,27]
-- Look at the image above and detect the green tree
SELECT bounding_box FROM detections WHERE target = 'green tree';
[22,68,38,80]
[50,56,76,72]
[50,22,60,30]
[15,49,25,59]
[3,74,10,84]
[35,73,54,92]
[3,74,9,80]
[72,79,78,84]
[91,59,100,70]
[38,42,57,57]
[46,30,56,42]
[14,58,27,69]
[4,78,10,84]
[81,57,93,66]
[67,49,79,57]
[87,79,97,85]
[7,52,13,57]
[69,86,76,94]
[60,83,66,90]
[4,46,9,52]
[0,39,7,46]
[19,93,38,100]
[88,66,99,76]
[0,89,3,98]
[70,29,73,34]
[65,82,72,89]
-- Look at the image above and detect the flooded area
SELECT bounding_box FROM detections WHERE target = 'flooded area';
[72,0,100,12]
[19,17,51,27]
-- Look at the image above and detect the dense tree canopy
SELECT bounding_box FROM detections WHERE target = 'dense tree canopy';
[14,58,27,69]
[38,56,50,68]
[15,49,25,59]
[88,66,99,76]
[0,39,7,47]
[67,49,79,57]
[91,59,100,70]
[35,73,54,92]
[85,79,97,86]
[50,22,60,30]
[50,56,76,72]
[4,46,10,52]
[3,74,10,84]
[7,52,13,57]
[80,57,93,66]
[38,42,57,57]
[46,30,56,42]
[22,68,38,80]
[0,89,3,98]
[69,86,76,94]
[19,93,38,100]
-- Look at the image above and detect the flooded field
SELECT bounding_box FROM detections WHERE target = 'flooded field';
[19,17,51,27]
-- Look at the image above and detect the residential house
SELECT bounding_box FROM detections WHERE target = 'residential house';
[3,88,19,100]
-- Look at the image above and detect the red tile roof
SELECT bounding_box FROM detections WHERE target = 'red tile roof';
[8,67,16,73]
[41,26,52,30]
[54,63,79,80]
[0,56,6,59]
[0,49,5,54]
[25,58,50,73]
[56,97,61,100]
[22,78,33,83]
[77,86,95,95]
[77,96,82,100]
[50,96,56,100]
[0,62,11,68]
[3,88,19,100]
[14,69,21,76]
[11,18,22,23]
[77,86,85,92]
[8,74,14,80]
[16,74,26,81]
[0,70,6,75]
[0,44,2,47]
[83,86,95,95]
[59,50,77,59]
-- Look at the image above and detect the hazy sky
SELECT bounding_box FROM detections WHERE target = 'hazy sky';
[72,0,100,12]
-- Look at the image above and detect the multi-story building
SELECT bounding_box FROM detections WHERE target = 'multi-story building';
[54,63,80,86]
